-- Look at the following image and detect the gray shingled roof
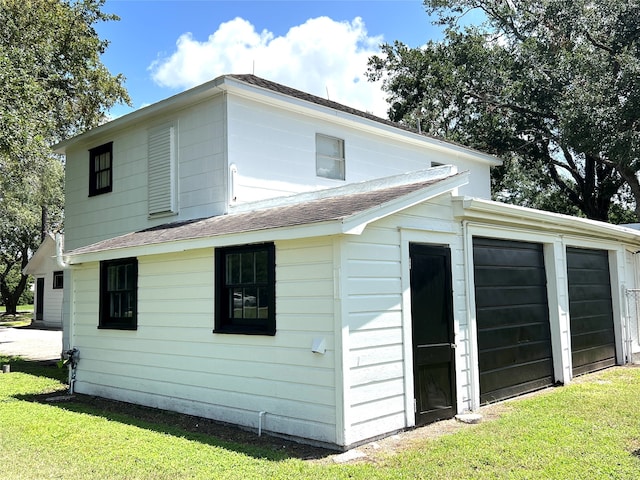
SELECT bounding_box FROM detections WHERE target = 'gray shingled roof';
[227,75,501,161]
[228,74,405,131]
[68,174,458,256]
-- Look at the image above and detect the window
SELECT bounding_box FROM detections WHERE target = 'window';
[89,142,113,196]
[99,258,138,330]
[52,271,63,290]
[215,243,275,335]
[316,134,345,180]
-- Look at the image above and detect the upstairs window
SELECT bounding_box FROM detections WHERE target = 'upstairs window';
[52,271,63,290]
[214,243,276,335]
[316,134,345,180]
[89,142,113,196]
[99,258,138,330]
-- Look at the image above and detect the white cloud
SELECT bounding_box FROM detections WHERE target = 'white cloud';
[149,16,389,117]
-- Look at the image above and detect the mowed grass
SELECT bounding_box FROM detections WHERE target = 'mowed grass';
[1,359,640,479]
[0,305,33,327]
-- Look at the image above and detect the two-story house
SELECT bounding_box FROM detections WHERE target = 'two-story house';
[54,74,640,449]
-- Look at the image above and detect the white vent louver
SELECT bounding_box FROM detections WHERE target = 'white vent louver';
[148,124,177,216]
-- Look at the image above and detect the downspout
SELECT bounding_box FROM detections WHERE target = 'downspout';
[462,220,481,412]
[55,233,78,393]
[55,232,67,269]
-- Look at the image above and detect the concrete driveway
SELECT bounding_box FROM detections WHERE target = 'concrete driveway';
[0,326,62,361]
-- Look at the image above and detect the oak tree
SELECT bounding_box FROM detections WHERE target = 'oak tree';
[368,0,640,222]
[0,0,130,314]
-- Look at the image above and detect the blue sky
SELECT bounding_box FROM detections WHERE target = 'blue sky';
[96,0,447,119]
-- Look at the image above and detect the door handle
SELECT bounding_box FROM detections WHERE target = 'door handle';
[450,343,457,349]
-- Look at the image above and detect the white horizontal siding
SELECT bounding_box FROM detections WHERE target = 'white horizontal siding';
[64,96,226,251]
[70,239,338,445]
[342,227,405,446]
[343,196,471,446]
[226,95,492,205]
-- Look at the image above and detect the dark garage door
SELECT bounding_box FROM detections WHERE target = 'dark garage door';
[566,247,616,376]
[473,238,554,404]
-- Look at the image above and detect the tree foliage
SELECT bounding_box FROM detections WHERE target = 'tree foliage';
[0,0,130,314]
[367,0,640,223]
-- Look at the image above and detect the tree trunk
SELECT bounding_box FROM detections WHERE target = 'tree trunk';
[616,166,640,222]
[40,205,48,242]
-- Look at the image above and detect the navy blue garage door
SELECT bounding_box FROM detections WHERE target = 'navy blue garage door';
[566,247,616,376]
[473,238,555,404]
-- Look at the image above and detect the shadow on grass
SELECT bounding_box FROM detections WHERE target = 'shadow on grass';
[11,363,335,462]
[0,356,67,383]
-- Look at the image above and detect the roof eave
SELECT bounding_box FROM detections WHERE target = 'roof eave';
[66,220,346,264]
[455,197,640,245]
[342,172,469,234]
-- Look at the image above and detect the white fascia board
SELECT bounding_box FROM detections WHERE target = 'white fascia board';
[340,172,469,235]
[65,220,345,264]
[222,79,502,167]
[456,197,640,245]
[23,235,56,275]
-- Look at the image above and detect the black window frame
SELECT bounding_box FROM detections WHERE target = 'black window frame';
[52,271,64,290]
[214,243,276,336]
[99,257,138,330]
[89,142,113,196]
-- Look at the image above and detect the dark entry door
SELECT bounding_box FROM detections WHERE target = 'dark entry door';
[409,244,456,426]
[566,247,616,376]
[35,277,44,321]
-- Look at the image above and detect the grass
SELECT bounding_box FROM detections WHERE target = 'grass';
[0,305,33,327]
[1,360,640,479]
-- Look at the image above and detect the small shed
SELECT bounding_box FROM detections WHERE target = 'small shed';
[23,234,64,328]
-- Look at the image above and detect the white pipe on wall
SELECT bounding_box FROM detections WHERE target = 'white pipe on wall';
[258,411,266,437]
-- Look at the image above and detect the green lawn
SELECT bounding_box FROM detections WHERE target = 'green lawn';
[0,305,33,327]
[1,358,639,479]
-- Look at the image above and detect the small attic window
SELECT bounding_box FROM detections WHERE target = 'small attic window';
[316,134,345,180]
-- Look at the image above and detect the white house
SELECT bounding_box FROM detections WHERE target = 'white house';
[23,234,64,328]
[54,74,640,449]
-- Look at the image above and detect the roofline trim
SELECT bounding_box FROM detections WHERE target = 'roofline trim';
[456,197,640,244]
[53,74,501,166]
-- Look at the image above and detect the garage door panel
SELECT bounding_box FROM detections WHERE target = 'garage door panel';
[479,360,554,400]
[474,266,547,287]
[571,329,615,351]
[568,270,611,285]
[567,250,609,270]
[473,238,554,405]
[476,304,549,330]
[479,341,554,372]
[473,241,545,267]
[569,284,614,300]
[568,299,615,319]
[569,312,616,335]
[475,286,548,308]
[478,324,550,350]
[566,247,616,376]
[481,376,555,404]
